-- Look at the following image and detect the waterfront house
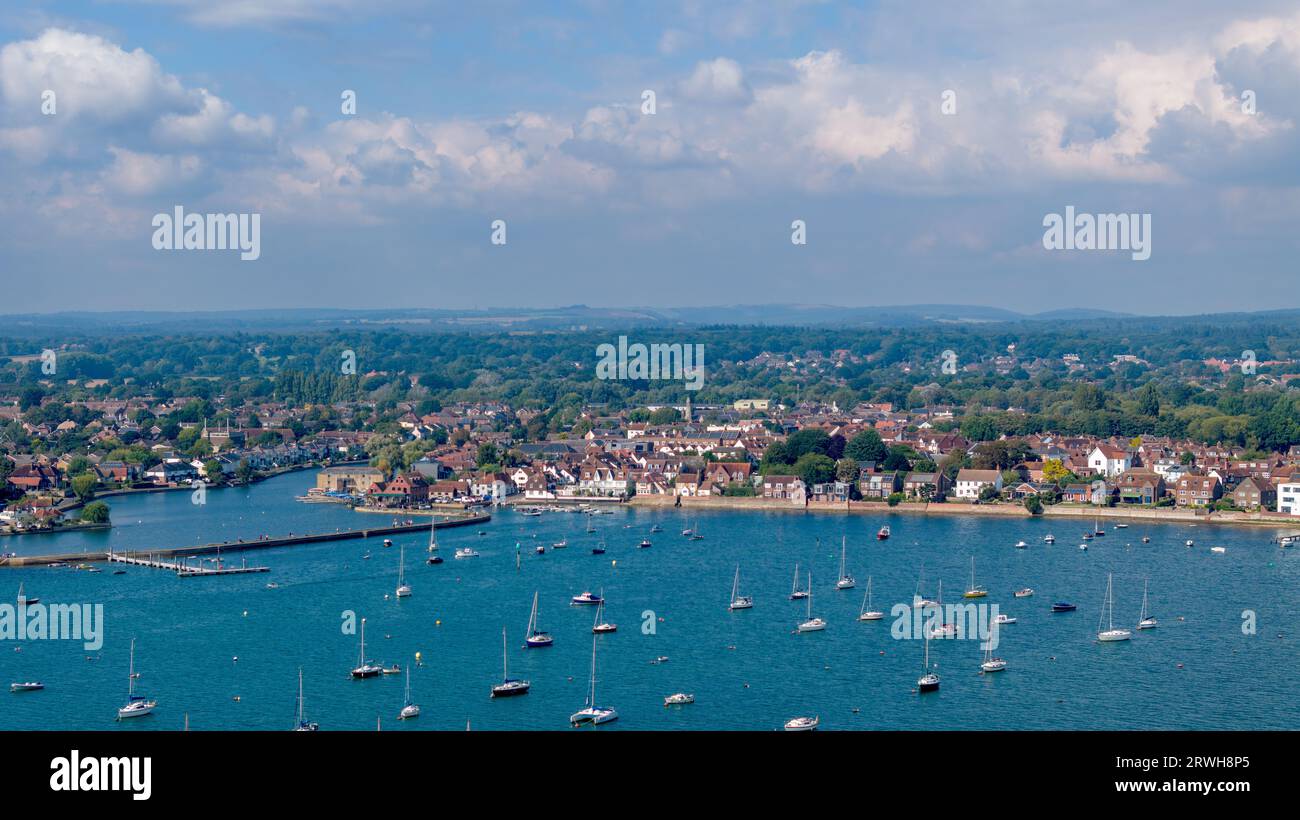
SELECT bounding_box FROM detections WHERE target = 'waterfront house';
[902,471,947,500]
[1277,482,1300,515]
[1060,483,1092,504]
[811,481,852,502]
[762,475,806,504]
[859,470,903,499]
[953,469,1002,500]
[1173,474,1222,507]
[1114,469,1166,505]
[1231,476,1273,510]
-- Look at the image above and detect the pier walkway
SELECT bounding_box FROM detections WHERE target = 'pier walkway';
[0,513,490,568]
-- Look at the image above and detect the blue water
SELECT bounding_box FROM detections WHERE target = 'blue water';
[3,472,1298,730]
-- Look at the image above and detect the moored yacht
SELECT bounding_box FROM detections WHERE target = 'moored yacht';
[1096,573,1131,642]
[796,573,826,632]
[350,618,383,678]
[877,526,891,540]
[664,692,694,706]
[569,636,617,726]
[491,627,531,698]
[728,566,753,611]
[783,715,819,731]
[293,668,318,731]
[397,667,420,719]
[571,590,603,606]
[524,591,553,647]
[116,639,156,720]
[835,536,855,590]
[1137,579,1157,629]
[858,575,884,621]
[917,635,939,693]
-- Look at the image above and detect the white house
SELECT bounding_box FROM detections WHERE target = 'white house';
[1088,445,1132,477]
[954,469,1003,500]
[1277,482,1300,515]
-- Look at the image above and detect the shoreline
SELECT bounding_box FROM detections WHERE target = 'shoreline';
[627,495,1300,530]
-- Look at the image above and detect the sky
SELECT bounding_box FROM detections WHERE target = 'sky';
[1,0,1299,315]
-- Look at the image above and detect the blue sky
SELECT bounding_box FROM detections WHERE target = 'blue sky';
[2,1,1299,314]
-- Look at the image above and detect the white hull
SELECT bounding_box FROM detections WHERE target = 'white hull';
[1098,629,1132,642]
[117,701,156,719]
[981,660,1007,672]
[570,707,617,725]
[796,618,826,632]
[858,611,884,621]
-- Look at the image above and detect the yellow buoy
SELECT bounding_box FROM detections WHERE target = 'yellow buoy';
[435,619,441,626]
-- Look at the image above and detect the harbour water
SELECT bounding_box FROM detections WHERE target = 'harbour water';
[3,472,1297,730]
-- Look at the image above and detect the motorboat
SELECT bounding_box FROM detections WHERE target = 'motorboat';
[454,547,479,559]
[10,682,44,692]
[664,693,695,706]
[571,590,603,606]
[995,614,1016,625]
[877,526,891,540]
[1014,541,1029,549]
[1014,588,1034,598]
[1043,534,1055,544]
[638,539,652,549]
[783,716,819,731]
[1051,601,1077,612]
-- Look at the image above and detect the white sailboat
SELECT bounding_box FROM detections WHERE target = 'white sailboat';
[980,641,1007,673]
[569,636,617,726]
[917,634,939,692]
[491,626,531,697]
[789,563,809,600]
[592,589,618,632]
[796,572,826,632]
[836,536,855,589]
[116,638,156,719]
[351,617,383,677]
[524,591,553,647]
[962,556,986,598]
[689,519,703,540]
[927,580,957,638]
[398,667,420,719]
[858,575,884,621]
[395,545,411,597]
[1097,572,1132,642]
[728,565,753,610]
[1137,579,1157,629]
[293,667,318,731]
[427,519,439,552]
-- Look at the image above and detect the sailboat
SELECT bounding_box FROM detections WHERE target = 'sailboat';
[569,636,617,726]
[914,561,937,608]
[592,589,618,632]
[591,538,606,555]
[398,667,420,719]
[293,667,319,731]
[858,576,884,620]
[116,638,156,719]
[789,563,809,600]
[491,626,531,697]
[524,591,553,647]
[796,572,826,632]
[689,519,703,540]
[350,618,383,677]
[917,634,939,692]
[1097,573,1132,642]
[427,520,439,552]
[16,582,38,606]
[836,536,855,589]
[980,641,1007,673]
[395,546,411,597]
[927,580,957,638]
[728,565,753,610]
[963,556,987,598]
[1137,579,1157,629]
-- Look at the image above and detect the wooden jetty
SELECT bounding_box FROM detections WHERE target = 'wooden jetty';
[0,513,490,568]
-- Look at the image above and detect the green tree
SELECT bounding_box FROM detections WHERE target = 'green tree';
[79,501,110,523]
[845,429,887,463]
[792,453,836,487]
[71,472,98,501]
